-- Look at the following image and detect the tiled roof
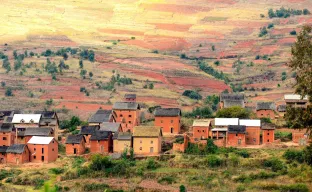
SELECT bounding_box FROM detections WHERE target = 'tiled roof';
[88,110,112,123]
[0,123,13,132]
[65,135,85,144]
[6,144,27,154]
[256,102,276,111]
[124,94,136,99]
[193,119,211,127]
[0,146,8,153]
[27,136,54,144]
[133,126,162,137]
[228,125,246,134]
[117,132,132,140]
[100,122,121,133]
[220,93,245,102]
[278,105,287,112]
[113,102,140,110]
[24,128,52,136]
[90,131,111,140]
[34,111,56,118]
[80,125,99,135]
[154,108,181,117]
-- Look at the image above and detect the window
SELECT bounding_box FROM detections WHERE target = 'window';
[3,137,6,140]
[151,140,153,144]
[34,156,36,159]
[171,120,173,123]
[139,147,142,150]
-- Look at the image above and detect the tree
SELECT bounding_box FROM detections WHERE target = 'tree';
[79,60,83,69]
[216,106,251,118]
[286,25,312,133]
[5,87,13,96]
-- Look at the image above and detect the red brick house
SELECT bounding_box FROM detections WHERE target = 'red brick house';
[220,93,245,109]
[154,108,181,135]
[88,110,116,126]
[256,102,276,119]
[113,102,141,132]
[6,144,30,164]
[239,119,261,145]
[90,131,113,154]
[261,124,275,144]
[0,123,15,146]
[65,135,86,155]
[227,125,246,147]
[124,94,136,102]
[27,136,58,163]
[79,125,99,148]
[0,146,8,163]
[192,119,211,141]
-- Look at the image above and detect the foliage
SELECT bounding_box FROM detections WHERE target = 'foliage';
[183,106,213,118]
[216,106,251,118]
[5,87,13,96]
[198,61,229,84]
[182,90,202,100]
[268,7,310,18]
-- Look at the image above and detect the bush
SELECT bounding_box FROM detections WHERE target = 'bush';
[206,155,222,168]
[263,157,286,172]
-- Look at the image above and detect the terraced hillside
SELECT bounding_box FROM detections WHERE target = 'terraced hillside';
[0,0,311,119]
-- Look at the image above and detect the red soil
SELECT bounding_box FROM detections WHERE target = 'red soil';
[149,23,192,32]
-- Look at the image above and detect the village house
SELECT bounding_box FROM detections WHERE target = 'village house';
[35,111,59,140]
[132,126,162,156]
[113,102,141,132]
[192,119,211,141]
[79,125,99,148]
[239,119,261,145]
[90,131,113,154]
[113,132,132,153]
[227,125,246,147]
[256,102,276,119]
[261,123,275,144]
[124,94,137,102]
[154,108,181,135]
[284,94,309,109]
[219,93,245,109]
[6,144,30,164]
[65,135,86,155]
[100,122,122,135]
[212,118,239,147]
[24,128,54,143]
[88,110,116,126]
[0,123,15,146]
[0,146,8,163]
[27,136,58,163]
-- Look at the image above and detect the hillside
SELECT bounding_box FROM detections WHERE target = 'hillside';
[1,0,312,119]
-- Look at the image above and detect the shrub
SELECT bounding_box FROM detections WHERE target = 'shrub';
[206,155,222,168]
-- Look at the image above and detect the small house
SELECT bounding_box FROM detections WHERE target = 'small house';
[27,136,58,163]
[220,93,245,109]
[113,132,132,153]
[239,119,261,145]
[0,123,15,146]
[88,110,116,126]
[192,119,211,140]
[6,144,30,164]
[256,102,276,119]
[154,108,181,135]
[227,125,246,147]
[113,102,141,132]
[90,131,113,154]
[65,135,86,155]
[80,125,99,148]
[124,94,137,102]
[132,126,162,156]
